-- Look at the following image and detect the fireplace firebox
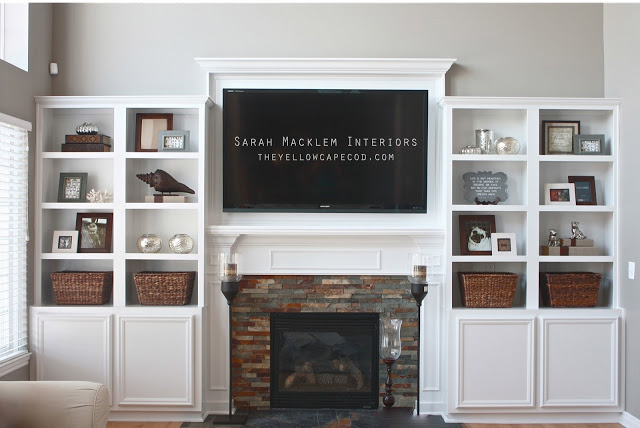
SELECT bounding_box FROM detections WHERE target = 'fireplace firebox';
[270,312,379,409]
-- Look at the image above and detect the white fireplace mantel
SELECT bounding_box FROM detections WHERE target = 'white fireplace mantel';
[206,225,445,276]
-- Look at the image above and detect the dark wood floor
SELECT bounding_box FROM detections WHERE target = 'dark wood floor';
[106,414,625,428]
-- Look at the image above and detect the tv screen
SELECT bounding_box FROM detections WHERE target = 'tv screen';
[223,89,428,213]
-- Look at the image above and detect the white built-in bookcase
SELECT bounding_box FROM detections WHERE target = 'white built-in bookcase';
[441,97,619,310]
[34,96,212,308]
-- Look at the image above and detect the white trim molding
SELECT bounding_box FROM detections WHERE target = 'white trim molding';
[621,411,640,428]
[0,352,30,378]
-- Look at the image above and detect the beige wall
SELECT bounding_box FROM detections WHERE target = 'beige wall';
[51,3,604,97]
[0,4,52,125]
[0,4,53,381]
[0,365,29,382]
[604,4,640,420]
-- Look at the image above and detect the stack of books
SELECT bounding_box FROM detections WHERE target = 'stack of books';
[61,134,112,152]
[540,238,597,256]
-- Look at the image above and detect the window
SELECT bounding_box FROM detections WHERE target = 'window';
[0,3,29,71]
[0,112,30,364]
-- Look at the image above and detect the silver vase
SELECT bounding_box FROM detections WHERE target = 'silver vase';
[137,234,162,253]
[475,129,494,154]
[168,234,194,254]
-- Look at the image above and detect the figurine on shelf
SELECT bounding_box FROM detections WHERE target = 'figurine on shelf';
[570,221,587,240]
[75,122,99,135]
[548,229,561,247]
[86,189,112,203]
[136,169,194,195]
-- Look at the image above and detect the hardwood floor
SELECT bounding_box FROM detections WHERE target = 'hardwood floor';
[106,422,624,428]
[462,425,624,428]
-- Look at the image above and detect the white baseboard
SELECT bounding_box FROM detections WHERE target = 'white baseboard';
[621,411,640,428]
[107,410,204,422]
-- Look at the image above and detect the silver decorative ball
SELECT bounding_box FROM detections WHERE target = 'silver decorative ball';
[168,234,194,254]
[137,234,162,253]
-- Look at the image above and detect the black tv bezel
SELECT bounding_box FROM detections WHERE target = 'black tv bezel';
[222,88,429,214]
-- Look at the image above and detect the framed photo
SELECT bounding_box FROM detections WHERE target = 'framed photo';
[158,130,189,151]
[491,233,517,256]
[57,172,88,203]
[568,175,597,205]
[544,183,576,205]
[574,134,604,155]
[458,215,496,256]
[135,113,173,152]
[75,213,113,253]
[542,120,580,155]
[51,230,79,253]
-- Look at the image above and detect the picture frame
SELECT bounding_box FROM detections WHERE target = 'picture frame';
[158,130,189,151]
[542,120,580,155]
[75,213,113,253]
[57,172,88,203]
[135,113,173,152]
[573,134,604,155]
[51,230,79,253]
[568,175,597,205]
[544,182,577,205]
[458,214,496,256]
[491,232,517,256]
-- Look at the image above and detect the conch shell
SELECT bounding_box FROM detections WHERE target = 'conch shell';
[136,169,195,195]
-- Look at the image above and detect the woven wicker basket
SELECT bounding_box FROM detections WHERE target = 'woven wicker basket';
[51,271,113,305]
[540,272,601,307]
[133,271,195,305]
[458,272,519,308]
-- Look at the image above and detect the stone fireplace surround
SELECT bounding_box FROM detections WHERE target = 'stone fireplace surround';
[232,275,420,411]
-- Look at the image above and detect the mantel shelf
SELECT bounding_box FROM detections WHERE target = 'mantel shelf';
[206,225,445,237]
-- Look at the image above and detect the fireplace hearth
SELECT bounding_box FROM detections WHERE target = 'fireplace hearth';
[270,312,379,409]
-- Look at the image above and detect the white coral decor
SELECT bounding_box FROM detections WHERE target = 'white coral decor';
[86,189,112,203]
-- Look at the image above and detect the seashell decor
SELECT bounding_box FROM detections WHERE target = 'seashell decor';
[136,169,195,194]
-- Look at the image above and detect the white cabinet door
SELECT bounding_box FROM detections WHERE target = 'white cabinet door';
[117,315,194,407]
[34,312,113,394]
[541,316,620,408]
[453,316,535,410]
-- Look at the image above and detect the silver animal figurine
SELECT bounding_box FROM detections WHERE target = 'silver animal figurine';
[570,221,587,240]
[548,229,561,247]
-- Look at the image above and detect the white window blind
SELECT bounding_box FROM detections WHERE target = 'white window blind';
[0,112,30,362]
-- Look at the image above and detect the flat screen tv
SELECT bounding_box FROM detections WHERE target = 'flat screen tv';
[223,88,428,213]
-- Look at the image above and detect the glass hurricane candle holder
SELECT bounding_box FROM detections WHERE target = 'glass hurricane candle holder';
[380,318,402,408]
[380,318,402,361]
[217,252,242,282]
[408,253,432,285]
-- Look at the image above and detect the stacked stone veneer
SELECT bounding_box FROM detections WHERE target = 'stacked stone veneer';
[231,275,419,411]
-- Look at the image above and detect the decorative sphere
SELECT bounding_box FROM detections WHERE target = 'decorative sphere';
[137,234,162,253]
[168,234,194,254]
[494,137,520,155]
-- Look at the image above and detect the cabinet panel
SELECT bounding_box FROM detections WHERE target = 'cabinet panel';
[118,316,194,406]
[35,313,113,392]
[541,317,620,407]
[455,317,535,409]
